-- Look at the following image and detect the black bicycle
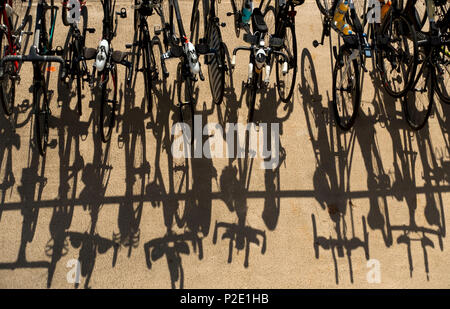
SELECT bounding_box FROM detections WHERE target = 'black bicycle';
[159,0,222,143]
[402,0,449,130]
[86,0,128,143]
[231,7,290,123]
[60,0,95,116]
[190,0,227,106]
[262,0,302,103]
[126,0,166,114]
[314,0,418,130]
[0,0,32,116]
[0,0,65,156]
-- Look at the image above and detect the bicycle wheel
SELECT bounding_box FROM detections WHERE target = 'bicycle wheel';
[133,0,139,30]
[332,49,361,131]
[247,72,259,123]
[190,0,206,43]
[275,22,297,103]
[34,73,50,156]
[99,66,117,142]
[177,63,195,144]
[76,61,82,115]
[263,5,276,38]
[0,31,16,116]
[62,28,83,115]
[315,0,334,16]
[207,23,225,105]
[434,5,450,104]
[402,53,434,130]
[143,40,156,113]
[230,0,244,38]
[434,47,449,104]
[378,13,418,98]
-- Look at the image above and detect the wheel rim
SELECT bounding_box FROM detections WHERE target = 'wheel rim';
[333,54,359,130]
[0,35,15,115]
[276,25,297,102]
[207,25,225,105]
[100,69,116,142]
[35,87,49,155]
[403,57,434,130]
[381,16,416,96]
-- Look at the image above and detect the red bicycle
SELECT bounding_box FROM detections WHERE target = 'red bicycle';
[0,0,32,116]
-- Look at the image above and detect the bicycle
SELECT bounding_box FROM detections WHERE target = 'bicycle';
[402,0,449,130]
[190,0,227,106]
[60,0,96,116]
[159,0,222,144]
[0,0,32,116]
[126,0,166,114]
[0,0,65,156]
[313,0,418,130]
[86,0,129,143]
[261,0,303,103]
[230,7,290,123]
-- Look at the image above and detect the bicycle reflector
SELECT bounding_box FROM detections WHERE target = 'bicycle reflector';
[46,66,57,72]
[288,10,297,18]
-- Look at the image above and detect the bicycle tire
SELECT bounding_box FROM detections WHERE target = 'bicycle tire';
[332,49,361,131]
[76,61,82,115]
[275,22,297,103]
[434,60,450,104]
[190,0,206,41]
[99,66,117,143]
[247,72,259,123]
[34,76,49,156]
[402,58,434,130]
[0,30,16,116]
[143,40,155,114]
[134,0,139,31]
[177,63,196,144]
[434,5,450,104]
[378,13,418,98]
[207,23,225,105]
[315,0,334,17]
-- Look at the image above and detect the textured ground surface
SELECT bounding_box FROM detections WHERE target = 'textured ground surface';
[0,0,449,289]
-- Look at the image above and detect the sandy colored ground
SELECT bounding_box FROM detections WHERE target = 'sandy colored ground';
[0,0,449,289]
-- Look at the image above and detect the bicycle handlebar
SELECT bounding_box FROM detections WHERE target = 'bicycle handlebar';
[0,46,65,79]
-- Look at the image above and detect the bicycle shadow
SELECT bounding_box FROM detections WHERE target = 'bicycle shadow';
[110,74,150,259]
[45,79,89,288]
[299,48,369,284]
[62,85,118,289]
[143,71,204,289]
[384,98,447,280]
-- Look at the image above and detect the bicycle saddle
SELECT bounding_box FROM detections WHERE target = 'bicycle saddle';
[84,47,97,60]
[251,8,268,34]
[112,50,129,63]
